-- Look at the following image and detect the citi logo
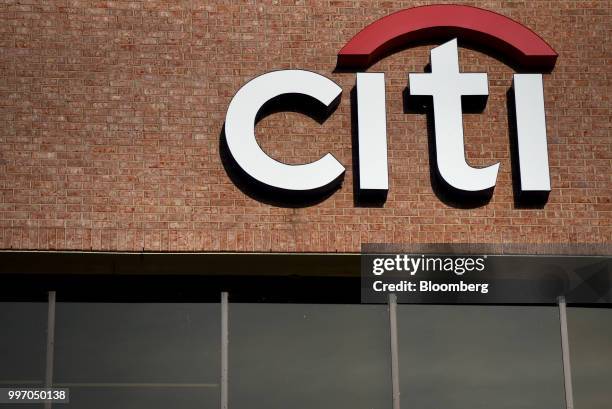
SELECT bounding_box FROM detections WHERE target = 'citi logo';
[223,5,558,206]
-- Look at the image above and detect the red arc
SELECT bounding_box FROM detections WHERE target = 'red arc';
[337,5,558,70]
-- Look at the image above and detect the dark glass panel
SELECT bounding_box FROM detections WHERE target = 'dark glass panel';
[568,307,612,409]
[0,302,47,409]
[230,303,392,409]
[397,304,565,409]
[54,302,219,409]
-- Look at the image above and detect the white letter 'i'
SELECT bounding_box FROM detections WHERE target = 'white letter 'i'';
[513,74,551,192]
[356,72,389,192]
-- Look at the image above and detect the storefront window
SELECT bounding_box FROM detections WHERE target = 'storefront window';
[54,302,220,409]
[4,296,610,409]
[567,307,612,409]
[229,303,392,409]
[397,304,565,409]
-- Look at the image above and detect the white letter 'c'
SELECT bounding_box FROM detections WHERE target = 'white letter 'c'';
[224,70,345,191]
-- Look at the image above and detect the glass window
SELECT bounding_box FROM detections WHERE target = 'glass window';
[230,303,391,409]
[397,304,565,409]
[54,302,220,409]
[0,301,47,409]
[567,307,612,409]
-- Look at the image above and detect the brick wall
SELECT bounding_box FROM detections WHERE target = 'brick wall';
[0,0,609,252]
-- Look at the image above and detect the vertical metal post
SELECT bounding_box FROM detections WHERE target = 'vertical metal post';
[221,292,229,409]
[388,293,400,409]
[44,291,56,409]
[559,296,574,409]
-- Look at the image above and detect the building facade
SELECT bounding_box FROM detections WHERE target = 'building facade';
[0,1,610,409]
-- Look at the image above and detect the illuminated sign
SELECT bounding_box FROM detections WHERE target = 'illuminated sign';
[223,5,558,205]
